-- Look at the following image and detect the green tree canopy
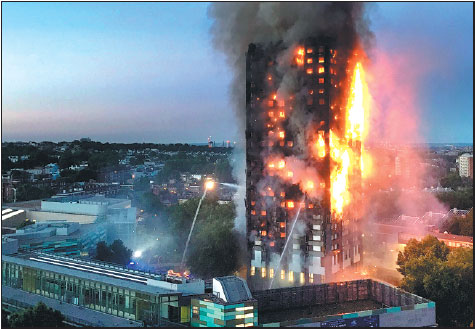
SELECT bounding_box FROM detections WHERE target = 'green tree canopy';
[88,151,120,170]
[215,158,235,183]
[95,240,132,266]
[397,236,473,326]
[187,222,240,279]
[440,209,473,236]
[168,197,240,278]
[7,302,65,327]
[134,176,151,191]
[396,236,450,296]
[137,191,164,214]
[440,172,472,190]
[16,184,55,202]
[436,188,473,210]
[75,169,97,182]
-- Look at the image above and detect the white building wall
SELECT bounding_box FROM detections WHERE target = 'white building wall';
[459,154,473,178]
[41,201,107,216]
[29,211,97,224]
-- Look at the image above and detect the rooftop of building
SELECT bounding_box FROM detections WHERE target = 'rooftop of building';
[44,194,129,206]
[3,251,204,296]
[259,299,383,324]
[399,231,473,244]
[1,208,25,221]
[4,221,102,244]
[252,279,434,326]
[212,276,254,305]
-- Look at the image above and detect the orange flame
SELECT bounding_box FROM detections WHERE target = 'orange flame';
[317,131,325,158]
[296,47,305,66]
[168,269,190,278]
[330,61,370,218]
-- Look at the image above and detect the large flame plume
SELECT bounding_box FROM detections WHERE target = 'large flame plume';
[330,60,371,218]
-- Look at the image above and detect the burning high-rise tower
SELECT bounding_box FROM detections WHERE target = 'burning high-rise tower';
[245,37,366,290]
[208,2,372,291]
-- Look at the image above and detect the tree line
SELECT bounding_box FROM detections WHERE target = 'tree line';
[397,236,473,326]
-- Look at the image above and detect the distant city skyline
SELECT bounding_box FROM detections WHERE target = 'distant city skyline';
[2,2,473,144]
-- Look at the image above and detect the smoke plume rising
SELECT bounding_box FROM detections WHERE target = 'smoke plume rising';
[208,2,374,234]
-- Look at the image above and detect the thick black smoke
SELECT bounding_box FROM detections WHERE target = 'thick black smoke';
[208,2,374,233]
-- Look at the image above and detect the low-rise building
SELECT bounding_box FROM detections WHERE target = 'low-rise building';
[1,250,436,327]
[3,221,107,256]
[1,208,27,228]
[28,195,137,248]
[191,276,258,327]
[2,251,205,326]
[398,231,473,249]
[8,156,19,163]
[253,279,436,327]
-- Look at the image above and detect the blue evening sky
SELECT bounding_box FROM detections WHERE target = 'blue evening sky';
[2,2,473,143]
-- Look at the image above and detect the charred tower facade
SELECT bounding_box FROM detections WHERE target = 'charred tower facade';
[245,38,362,291]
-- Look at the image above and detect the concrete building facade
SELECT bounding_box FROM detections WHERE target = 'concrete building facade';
[458,153,473,178]
[3,221,106,256]
[28,195,137,248]
[2,252,204,326]
[245,39,362,291]
[191,277,258,327]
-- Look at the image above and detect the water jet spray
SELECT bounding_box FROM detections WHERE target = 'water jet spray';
[269,197,305,289]
[181,179,215,266]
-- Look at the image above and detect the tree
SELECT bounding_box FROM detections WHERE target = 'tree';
[16,184,55,202]
[154,166,180,184]
[2,310,10,328]
[129,155,145,166]
[7,302,65,327]
[134,177,150,191]
[215,158,235,183]
[75,169,97,182]
[396,236,449,296]
[110,240,133,265]
[58,150,76,169]
[59,169,76,182]
[88,151,120,170]
[94,240,132,266]
[436,188,473,209]
[10,170,31,182]
[2,157,15,172]
[95,241,112,261]
[27,150,53,168]
[186,223,240,278]
[397,236,473,326]
[440,209,473,236]
[440,172,464,189]
[138,192,164,213]
[168,197,240,278]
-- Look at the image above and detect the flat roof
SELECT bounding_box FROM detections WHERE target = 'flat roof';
[214,276,253,304]
[14,223,102,244]
[2,209,25,221]
[3,252,201,296]
[2,200,42,209]
[45,195,128,205]
[2,285,142,327]
[259,299,383,324]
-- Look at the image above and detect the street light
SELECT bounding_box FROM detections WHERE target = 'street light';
[205,180,215,190]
